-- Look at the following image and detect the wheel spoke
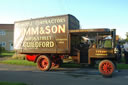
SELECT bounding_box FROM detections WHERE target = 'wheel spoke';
[99,60,115,76]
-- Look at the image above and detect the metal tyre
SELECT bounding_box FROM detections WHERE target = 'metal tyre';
[99,60,115,77]
[37,55,51,71]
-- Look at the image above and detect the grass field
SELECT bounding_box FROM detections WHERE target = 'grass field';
[0,59,80,67]
[117,64,128,69]
[1,52,128,69]
[0,82,27,85]
[0,59,128,69]
[0,59,37,66]
[0,52,14,57]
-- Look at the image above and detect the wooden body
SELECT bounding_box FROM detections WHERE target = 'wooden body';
[14,14,79,54]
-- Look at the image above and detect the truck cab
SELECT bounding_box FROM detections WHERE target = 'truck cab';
[70,28,116,76]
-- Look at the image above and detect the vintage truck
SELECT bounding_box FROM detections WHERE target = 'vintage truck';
[14,14,116,76]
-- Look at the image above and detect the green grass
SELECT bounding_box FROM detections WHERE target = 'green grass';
[0,52,14,56]
[0,59,128,69]
[0,59,79,67]
[0,59,80,67]
[117,64,128,69]
[0,60,36,66]
[0,82,27,85]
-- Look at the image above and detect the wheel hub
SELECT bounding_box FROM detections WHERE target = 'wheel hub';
[41,59,48,69]
[101,62,113,74]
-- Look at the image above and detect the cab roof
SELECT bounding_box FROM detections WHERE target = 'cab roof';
[69,28,112,35]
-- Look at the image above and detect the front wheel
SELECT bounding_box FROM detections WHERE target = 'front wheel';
[37,55,51,71]
[99,60,115,77]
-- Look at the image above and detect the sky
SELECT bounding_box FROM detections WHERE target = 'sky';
[0,0,128,39]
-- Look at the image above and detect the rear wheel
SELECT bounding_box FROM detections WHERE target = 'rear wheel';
[37,55,51,71]
[99,60,115,77]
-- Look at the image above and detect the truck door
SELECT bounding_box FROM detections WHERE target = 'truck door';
[79,36,89,63]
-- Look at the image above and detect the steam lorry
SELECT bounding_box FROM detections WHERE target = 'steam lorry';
[14,14,117,76]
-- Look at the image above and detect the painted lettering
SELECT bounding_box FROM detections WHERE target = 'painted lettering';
[23,24,66,35]
[23,41,55,48]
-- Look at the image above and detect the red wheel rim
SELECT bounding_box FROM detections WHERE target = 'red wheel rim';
[100,61,114,75]
[38,58,48,70]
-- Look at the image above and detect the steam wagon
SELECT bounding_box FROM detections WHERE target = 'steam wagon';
[14,14,117,76]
